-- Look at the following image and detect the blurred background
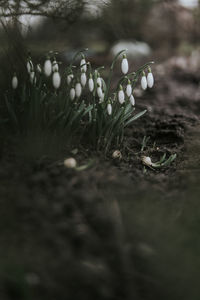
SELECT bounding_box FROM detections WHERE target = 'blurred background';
[0,0,200,72]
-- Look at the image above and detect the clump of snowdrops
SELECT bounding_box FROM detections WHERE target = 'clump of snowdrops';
[5,49,154,152]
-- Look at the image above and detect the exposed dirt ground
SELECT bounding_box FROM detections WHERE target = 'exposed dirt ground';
[0,57,200,300]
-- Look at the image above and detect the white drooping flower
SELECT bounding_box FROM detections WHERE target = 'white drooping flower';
[70,87,76,100]
[121,54,129,74]
[30,71,36,84]
[126,80,132,97]
[97,85,103,99]
[88,74,94,92]
[80,57,87,72]
[52,60,59,72]
[12,74,18,89]
[81,71,87,87]
[67,73,74,85]
[64,158,77,169]
[44,58,52,77]
[36,64,42,73]
[97,75,102,88]
[99,92,105,103]
[75,82,82,98]
[118,85,125,104]
[27,60,33,74]
[52,71,61,89]
[129,94,135,106]
[141,72,147,90]
[147,70,154,88]
[107,103,112,115]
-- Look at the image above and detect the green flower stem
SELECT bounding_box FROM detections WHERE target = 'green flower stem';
[105,49,127,102]
[69,48,88,69]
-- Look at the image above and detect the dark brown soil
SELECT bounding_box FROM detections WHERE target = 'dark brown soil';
[0,57,200,300]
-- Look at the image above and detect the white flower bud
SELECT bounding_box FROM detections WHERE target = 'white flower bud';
[30,71,36,84]
[97,76,102,88]
[141,73,147,90]
[99,92,105,103]
[64,158,77,169]
[75,82,82,98]
[70,87,76,100]
[129,94,135,106]
[27,60,33,74]
[126,81,132,97]
[52,71,61,89]
[107,103,112,115]
[147,72,154,88]
[67,73,74,85]
[112,150,122,159]
[80,58,87,72]
[141,156,152,167]
[12,75,18,89]
[118,86,125,104]
[44,59,52,77]
[37,64,42,73]
[81,72,87,87]
[52,60,59,72]
[121,55,129,74]
[88,76,94,92]
[97,86,103,99]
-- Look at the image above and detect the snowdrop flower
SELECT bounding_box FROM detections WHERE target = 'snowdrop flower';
[12,74,18,89]
[80,56,87,72]
[147,68,154,88]
[97,84,103,99]
[126,80,132,97]
[36,64,42,73]
[88,74,94,92]
[129,94,135,106]
[75,82,82,98]
[67,73,74,85]
[81,71,87,87]
[27,59,33,74]
[44,58,52,77]
[70,87,76,100]
[121,54,129,75]
[64,158,77,169]
[97,75,102,88]
[30,71,36,84]
[107,102,112,115]
[118,85,125,104]
[141,72,147,90]
[99,92,105,103]
[52,59,59,72]
[52,71,61,89]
